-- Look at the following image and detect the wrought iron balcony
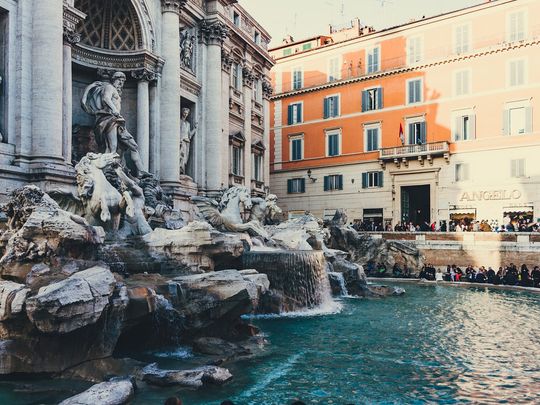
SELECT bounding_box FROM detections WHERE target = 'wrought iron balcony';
[379,141,449,161]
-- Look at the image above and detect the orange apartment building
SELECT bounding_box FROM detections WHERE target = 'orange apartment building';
[269,0,540,229]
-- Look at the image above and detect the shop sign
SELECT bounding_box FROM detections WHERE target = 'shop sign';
[459,190,522,202]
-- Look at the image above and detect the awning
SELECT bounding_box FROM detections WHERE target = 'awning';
[449,208,477,215]
[503,206,533,213]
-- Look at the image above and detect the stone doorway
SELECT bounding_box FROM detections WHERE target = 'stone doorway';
[401,185,430,226]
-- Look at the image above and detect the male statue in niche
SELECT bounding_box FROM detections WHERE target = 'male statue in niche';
[81,71,148,177]
[179,107,197,175]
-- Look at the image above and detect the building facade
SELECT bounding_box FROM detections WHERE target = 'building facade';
[269,0,540,229]
[0,0,273,204]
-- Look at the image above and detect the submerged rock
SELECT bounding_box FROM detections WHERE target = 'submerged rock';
[142,363,232,388]
[58,378,134,405]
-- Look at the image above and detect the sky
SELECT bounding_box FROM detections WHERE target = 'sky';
[241,0,483,47]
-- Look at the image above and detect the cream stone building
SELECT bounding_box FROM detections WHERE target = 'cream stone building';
[0,0,273,203]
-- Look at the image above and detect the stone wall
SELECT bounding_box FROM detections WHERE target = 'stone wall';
[364,232,540,269]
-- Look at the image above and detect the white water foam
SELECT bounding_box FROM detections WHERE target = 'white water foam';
[244,299,343,320]
[329,271,350,297]
[150,346,193,359]
[236,352,304,401]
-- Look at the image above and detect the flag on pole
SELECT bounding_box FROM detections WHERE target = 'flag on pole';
[399,123,405,145]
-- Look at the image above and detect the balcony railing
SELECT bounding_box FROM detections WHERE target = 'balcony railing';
[379,141,449,160]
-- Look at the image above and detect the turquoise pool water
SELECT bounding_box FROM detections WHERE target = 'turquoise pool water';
[2,283,540,404]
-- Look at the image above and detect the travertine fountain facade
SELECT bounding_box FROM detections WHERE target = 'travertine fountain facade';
[0,0,273,206]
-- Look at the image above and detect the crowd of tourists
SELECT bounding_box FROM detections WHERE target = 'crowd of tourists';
[418,263,540,288]
[351,215,539,233]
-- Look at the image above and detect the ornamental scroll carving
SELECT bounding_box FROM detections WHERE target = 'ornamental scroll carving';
[199,20,229,45]
[161,0,187,14]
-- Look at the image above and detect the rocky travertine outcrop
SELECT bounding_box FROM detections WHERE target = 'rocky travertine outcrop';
[25,266,116,334]
[142,363,232,388]
[265,214,326,250]
[0,186,103,282]
[327,225,424,271]
[143,221,249,273]
[58,378,135,405]
[0,280,29,320]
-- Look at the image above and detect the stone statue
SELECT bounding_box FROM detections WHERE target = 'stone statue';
[81,71,148,177]
[115,166,152,237]
[139,174,185,230]
[179,107,197,175]
[180,32,195,70]
[250,194,283,225]
[191,186,268,238]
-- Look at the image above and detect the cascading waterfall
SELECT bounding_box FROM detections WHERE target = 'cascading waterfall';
[243,250,333,312]
[329,272,349,297]
[153,294,184,346]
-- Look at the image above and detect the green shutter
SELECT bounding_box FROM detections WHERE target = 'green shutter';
[377,88,383,109]
[420,121,426,143]
[408,123,415,144]
[297,104,302,123]
[324,176,330,191]
[378,171,384,187]
[454,116,462,141]
[300,178,306,193]
[502,109,509,135]
[338,175,343,190]
[287,179,292,193]
[287,105,293,125]
[333,96,339,116]
[525,106,533,133]
[361,90,367,112]
[323,98,329,119]
[361,172,368,189]
[469,115,476,139]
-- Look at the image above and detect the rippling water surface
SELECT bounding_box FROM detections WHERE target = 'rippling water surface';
[1,283,540,404]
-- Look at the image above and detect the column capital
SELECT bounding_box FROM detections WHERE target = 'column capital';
[132,69,158,82]
[242,66,255,87]
[199,19,229,46]
[161,0,187,15]
[63,2,86,45]
[262,80,273,99]
[221,48,233,73]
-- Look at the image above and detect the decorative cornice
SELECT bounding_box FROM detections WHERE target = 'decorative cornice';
[72,44,165,76]
[131,68,158,82]
[242,66,255,87]
[221,48,234,72]
[199,20,229,45]
[161,0,187,14]
[63,3,86,45]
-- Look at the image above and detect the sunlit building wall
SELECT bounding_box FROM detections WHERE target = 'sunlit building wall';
[269,0,540,228]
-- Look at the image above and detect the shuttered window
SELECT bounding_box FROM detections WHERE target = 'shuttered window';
[287,178,306,194]
[407,79,422,104]
[365,127,379,151]
[455,70,470,96]
[510,159,525,178]
[287,103,302,125]
[361,171,384,188]
[407,121,426,145]
[508,10,526,42]
[407,36,423,65]
[290,137,303,161]
[292,68,303,90]
[323,96,340,119]
[323,175,343,191]
[455,24,470,54]
[361,88,383,112]
[509,59,526,87]
[367,46,380,73]
[455,163,469,182]
[503,106,532,135]
[454,114,476,141]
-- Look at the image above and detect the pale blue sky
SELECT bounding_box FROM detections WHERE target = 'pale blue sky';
[241,0,483,46]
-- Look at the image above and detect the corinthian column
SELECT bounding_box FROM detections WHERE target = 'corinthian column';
[30,0,65,165]
[132,69,156,171]
[200,19,229,193]
[159,0,185,187]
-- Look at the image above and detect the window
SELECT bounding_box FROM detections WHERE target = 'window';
[407,36,423,65]
[455,163,469,182]
[253,79,262,103]
[233,11,240,27]
[292,67,303,90]
[232,63,242,91]
[453,113,476,141]
[328,57,340,82]
[366,46,380,73]
[323,174,343,191]
[361,87,383,112]
[232,145,243,176]
[287,178,306,193]
[454,70,470,96]
[508,59,526,87]
[290,135,303,161]
[407,79,422,104]
[287,102,302,125]
[283,48,292,56]
[510,159,525,178]
[507,10,526,42]
[407,120,426,145]
[326,130,341,157]
[323,95,340,119]
[454,24,470,54]
[361,171,383,188]
[253,154,263,181]
[254,31,260,45]
[503,102,532,136]
[364,124,380,152]
[302,43,312,51]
